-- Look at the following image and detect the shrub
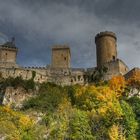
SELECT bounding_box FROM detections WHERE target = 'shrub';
[0,76,35,91]
[23,82,67,112]
[127,97,140,138]
[120,100,138,139]
[0,106,46,140]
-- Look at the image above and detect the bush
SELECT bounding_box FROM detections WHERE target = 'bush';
[127,97,140,138]
[4,77,139,139]
[0,76,35,91]
[0,106,46,140]
[23,82,67,112]
[120,100,138,139]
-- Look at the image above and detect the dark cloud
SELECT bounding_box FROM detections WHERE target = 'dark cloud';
[0,0,140,68]
[92,0,140,27]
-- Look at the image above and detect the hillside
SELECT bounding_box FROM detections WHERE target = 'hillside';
[0,76,140,140]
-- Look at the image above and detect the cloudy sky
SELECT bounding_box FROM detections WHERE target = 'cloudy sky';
[0,0,140,69]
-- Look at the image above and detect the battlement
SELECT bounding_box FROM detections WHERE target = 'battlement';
[95,31,117,43]
[52,45,70,50]
[24,66,47,69]
[52,45,71,56]
[0,45,18,51]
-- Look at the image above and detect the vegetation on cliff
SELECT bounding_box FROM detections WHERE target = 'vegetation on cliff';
[0,76,140,139]
[0,106,46,139]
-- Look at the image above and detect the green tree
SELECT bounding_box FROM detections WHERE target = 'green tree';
[120,100,138,140]
[127,97,140,138]
[68,109,95,140]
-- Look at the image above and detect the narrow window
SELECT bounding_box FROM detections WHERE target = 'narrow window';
[112,56,115,60]
[5,53,8,61]
[78,75,81,81]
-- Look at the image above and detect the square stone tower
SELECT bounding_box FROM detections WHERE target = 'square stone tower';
[0,38,18,68]
[51,45,71,68]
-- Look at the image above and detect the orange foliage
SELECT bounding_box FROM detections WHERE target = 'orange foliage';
[109,76,126,97]
[75,86,123,117]
[127,72,140,89]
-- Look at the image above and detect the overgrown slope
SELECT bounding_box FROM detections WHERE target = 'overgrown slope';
[0,76,140,140]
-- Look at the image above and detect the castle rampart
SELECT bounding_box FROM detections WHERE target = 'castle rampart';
[0,31,135,85]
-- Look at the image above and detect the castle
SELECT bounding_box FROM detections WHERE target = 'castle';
[0,31,138,85]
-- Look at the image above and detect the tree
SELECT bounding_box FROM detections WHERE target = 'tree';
[109,76,126,97]
[120,100,138,140]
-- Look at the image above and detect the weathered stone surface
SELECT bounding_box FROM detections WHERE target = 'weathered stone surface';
[95,31,117,68]
[51,45,71,68]
[0,31,138,86]
[103,59,129,80]
[2,87,34,108]
[129,88,140,98]
[0,39,18,68]
[0,134,6,140]
[125,67,140,80]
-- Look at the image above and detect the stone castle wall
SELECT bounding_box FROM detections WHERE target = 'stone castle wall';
[0,31,134,85]
[103,59,129,80]
[0,66,87,85]
[47,68,86,86]
[0,67,48,83]
[125,67,140,80]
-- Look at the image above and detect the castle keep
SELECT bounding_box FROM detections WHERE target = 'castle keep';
[95,32,117,67]
[95,32,129,80]
[0,31,137,85]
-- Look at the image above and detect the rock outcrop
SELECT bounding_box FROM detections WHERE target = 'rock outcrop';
[2,86,35,108]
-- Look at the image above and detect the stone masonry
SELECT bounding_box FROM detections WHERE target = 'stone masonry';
[52,45,71,68]
[0,31,137,85]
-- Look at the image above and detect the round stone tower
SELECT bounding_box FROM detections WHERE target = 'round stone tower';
[95,31,117,68]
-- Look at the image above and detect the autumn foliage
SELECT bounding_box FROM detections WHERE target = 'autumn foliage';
[109,75,126,96]
[127,71,140,90]
[0,76,140,140]
[0,106,45,139]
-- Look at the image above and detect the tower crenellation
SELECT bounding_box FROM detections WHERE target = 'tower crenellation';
[95,31,117,43]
